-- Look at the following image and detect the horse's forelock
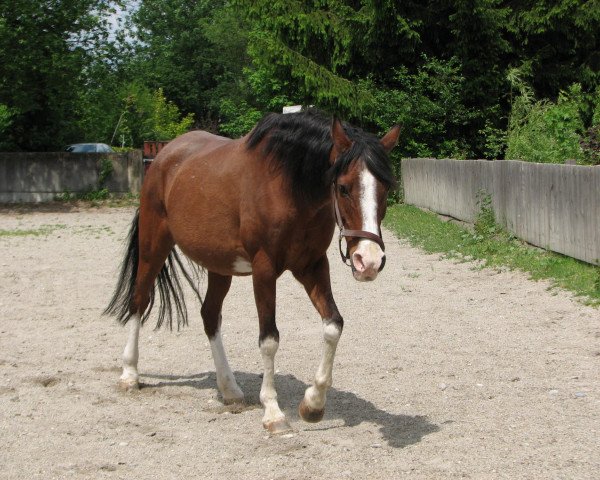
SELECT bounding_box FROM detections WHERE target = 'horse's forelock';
[329,134,397,191]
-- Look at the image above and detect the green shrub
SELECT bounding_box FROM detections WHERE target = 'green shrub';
[0,104,13,149]
[506,83,586,163]
[364,57,475,160]
[474,191,501,238]
[217,99,263,138]
[112,84,195,147]
[580,88,600,165]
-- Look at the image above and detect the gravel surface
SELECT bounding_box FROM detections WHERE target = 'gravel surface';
[1,206,598,479]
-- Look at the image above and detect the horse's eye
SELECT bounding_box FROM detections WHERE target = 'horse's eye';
[338,184,349,197]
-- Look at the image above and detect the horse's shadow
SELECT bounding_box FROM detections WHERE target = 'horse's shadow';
[141,371,440,449]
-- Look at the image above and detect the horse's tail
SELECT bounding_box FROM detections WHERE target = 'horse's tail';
[103,209,203,330]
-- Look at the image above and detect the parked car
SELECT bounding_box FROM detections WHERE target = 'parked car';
[65,143,114,153]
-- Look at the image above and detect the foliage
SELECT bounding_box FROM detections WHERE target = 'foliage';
[144,89,195,141]
[384,204,600,307]
[98,158,114,187]
[0,103,11,130]
[111,85,194,147]
[217,99,263,138]
[132,0,218,118]
[580,125,600,165]
[0,0,120,150]
[508,0,600,98]
[479,119,508,160]
[74,60,126,146]
[239,0,375,117]
[131,0,252,129]
[57,156,114,201]
[474,191,501,239]
[365,57,475,159]
[0,224,66,237]
[0,103,12,149]
[1,0,599,157]
[580,89,600,165]
[506,82,586,163]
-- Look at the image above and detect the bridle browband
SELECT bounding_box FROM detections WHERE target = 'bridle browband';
[332,183,385,267]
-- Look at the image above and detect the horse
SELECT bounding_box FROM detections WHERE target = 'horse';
[105,110,400,434]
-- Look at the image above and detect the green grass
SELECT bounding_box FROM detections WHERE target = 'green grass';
[55,192,140,208]
[384,204,600,307]
[0,224,114,239]
[0,224,67,237]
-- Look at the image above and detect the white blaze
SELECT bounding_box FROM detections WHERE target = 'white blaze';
[359,166,379,235]
[352,165,384,279]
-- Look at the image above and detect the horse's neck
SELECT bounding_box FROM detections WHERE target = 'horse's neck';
[292,194,335,230]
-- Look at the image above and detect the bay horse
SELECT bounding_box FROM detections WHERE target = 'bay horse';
[105,110,400,434]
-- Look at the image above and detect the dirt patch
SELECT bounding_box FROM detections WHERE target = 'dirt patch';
[1,207,598,479]
[31,375,61,388]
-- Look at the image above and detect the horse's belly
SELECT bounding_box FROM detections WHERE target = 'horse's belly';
[172,232,253,274]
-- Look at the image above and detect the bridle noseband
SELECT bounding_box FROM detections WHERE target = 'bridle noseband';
[332,183,385,268]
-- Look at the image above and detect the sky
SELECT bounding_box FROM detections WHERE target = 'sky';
[107,1,138,41]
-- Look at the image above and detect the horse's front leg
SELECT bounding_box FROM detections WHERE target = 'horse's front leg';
[252,251,291,434]
[293,256,343,423]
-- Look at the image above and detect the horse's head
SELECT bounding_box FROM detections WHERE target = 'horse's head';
[329,119,400,282]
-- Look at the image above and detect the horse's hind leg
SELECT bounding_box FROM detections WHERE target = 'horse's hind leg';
[202,272,244,404]
[120,314,141,389]
[119,208,174,391]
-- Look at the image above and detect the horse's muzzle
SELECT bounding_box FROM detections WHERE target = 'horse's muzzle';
[350,244,385,281]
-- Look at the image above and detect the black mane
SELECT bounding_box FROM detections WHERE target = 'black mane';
[245,110,397,202]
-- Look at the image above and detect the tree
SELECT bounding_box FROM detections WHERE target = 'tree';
[131,0,252,129]
[0,0,119,150]
[508,0,600,99]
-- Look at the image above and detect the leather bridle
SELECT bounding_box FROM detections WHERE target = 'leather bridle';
[332,183,386,268]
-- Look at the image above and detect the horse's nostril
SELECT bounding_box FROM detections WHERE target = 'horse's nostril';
[378,255,386,272]
[352,252,365,272]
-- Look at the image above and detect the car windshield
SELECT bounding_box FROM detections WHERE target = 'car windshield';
[68,144,97,152]
[66,143,113,153]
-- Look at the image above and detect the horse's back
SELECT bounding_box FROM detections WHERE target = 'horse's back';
[142,130,237,201]
[156,130,233,171]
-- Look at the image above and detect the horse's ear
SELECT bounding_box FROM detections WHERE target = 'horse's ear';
[330,117,352,163]
[380,125,401,154]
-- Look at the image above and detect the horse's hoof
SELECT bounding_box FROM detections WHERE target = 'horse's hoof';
[223,395,245,406]
[299,399,324,423]
[263,418,293,435]
[118,378,139,391]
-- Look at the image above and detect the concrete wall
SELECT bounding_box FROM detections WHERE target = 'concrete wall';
[0,151,142,203]
[402,158,600,266]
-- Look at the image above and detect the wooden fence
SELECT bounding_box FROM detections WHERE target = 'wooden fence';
[402,158,600,266]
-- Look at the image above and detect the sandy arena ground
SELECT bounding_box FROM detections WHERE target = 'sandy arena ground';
[0,206,598,479]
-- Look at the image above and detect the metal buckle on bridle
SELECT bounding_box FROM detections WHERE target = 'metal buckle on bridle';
[332,183,385,268]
